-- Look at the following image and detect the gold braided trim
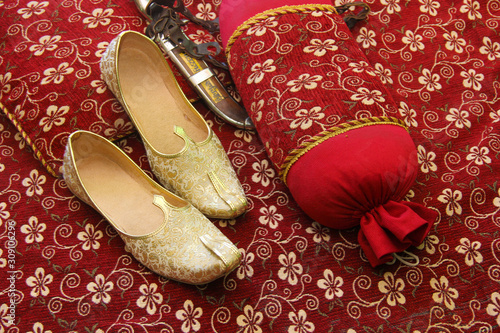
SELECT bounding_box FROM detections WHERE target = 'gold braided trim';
[280,116,408,184]
[225,4,338,55]
[0,101,58,177]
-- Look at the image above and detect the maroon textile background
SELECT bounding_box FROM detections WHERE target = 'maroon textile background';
[1,0,500,332]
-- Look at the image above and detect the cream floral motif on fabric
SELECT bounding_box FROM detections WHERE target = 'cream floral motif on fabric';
[100,32,247,219]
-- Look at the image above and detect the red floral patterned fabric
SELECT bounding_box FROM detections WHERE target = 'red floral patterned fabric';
[0,0,220,176]
[224,4,399,173]
[1,1,500,332]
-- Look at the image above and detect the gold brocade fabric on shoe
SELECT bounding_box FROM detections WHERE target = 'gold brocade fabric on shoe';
[61,130,241,285]
[100,31,247,219]
[121,196,242,284]
[144,126,247,219]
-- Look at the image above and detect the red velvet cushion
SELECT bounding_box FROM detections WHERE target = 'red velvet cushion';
[287,124,436,266]
[287,125,416,229]
[221,0,438,267]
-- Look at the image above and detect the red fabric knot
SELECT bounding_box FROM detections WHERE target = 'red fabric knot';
[285,125,438,267]
[358,200,437,267]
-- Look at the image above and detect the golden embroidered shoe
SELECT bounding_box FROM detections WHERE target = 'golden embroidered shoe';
[61,130,241,285]
[100,30,247,219]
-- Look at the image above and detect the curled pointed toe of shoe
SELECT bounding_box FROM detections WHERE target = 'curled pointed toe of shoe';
[62,130,241,285]
[100,30,248,219]
[122,196,241,284]
[145,125,248,219]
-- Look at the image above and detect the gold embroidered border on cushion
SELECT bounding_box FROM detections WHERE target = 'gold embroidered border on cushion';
[225,4,338,55]
[280,116,408,184]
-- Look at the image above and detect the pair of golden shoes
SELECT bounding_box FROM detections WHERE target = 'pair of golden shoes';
[62,31,247,285]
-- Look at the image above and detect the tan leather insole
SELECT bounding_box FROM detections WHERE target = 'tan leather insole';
[119,43,207,154]
[77,154,165,236]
